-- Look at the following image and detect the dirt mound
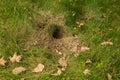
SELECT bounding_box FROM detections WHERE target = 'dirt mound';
[50,36,81,54]
[23,10,82,55]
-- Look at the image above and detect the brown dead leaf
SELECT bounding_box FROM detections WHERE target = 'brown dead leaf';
[108,28,113,31]
[100,14,106,18]
[32,63,44,73]
[20,78,26,80]
[58,0,61,2]
[85,59,92,66]
[9,52,22,63]
[78,23,84,28]
[51,68,62,76]
[83,69,91,75]
[0,57,6,66]
[12,67,26,75]
[76,21,84,28]
[107,73,112,80]
[101,41,113,45]
[81,46,90,52]
[58,57,67,68]
[73,27,77,30]
[72,12,76,16]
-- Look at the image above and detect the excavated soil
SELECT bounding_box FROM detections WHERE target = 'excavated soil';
[22,10,82,55]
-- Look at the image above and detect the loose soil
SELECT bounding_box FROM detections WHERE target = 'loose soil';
[22,10,82,56]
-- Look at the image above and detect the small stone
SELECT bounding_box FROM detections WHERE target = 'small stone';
[58,52,62,55]
[61,68,66,71]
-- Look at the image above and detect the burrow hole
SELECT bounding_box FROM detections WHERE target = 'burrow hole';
[48,24,65,39]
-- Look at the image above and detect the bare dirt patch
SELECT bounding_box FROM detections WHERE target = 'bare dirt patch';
[23,10,82,55]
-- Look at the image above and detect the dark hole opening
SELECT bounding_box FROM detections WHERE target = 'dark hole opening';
[48,24,64,39]
[48,24,65,39]
[52,28,61,39]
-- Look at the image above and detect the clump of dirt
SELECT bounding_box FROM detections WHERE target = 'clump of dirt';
[23,10,82,55]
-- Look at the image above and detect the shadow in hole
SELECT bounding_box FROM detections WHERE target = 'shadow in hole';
[48,24,65,39]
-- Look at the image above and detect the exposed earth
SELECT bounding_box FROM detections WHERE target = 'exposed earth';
[22,10,82,56]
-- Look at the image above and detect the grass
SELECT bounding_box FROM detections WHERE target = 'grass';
[0,0,120,80]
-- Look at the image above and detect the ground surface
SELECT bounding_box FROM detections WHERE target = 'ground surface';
[0,0,120,80]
